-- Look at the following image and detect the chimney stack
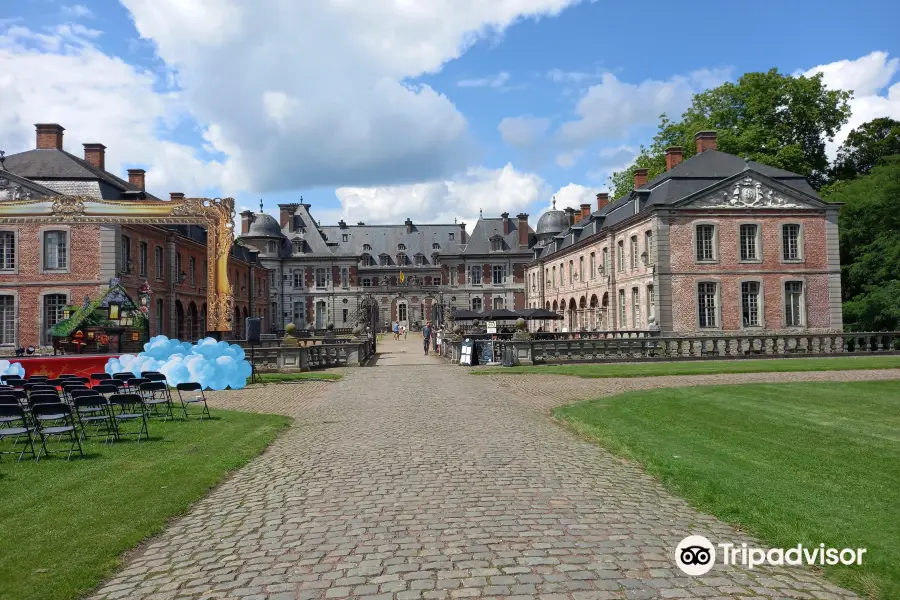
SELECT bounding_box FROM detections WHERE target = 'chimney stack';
[596,192,610,210]
[695,130,717,153]
[240,210,254,234]
[170,192,185,201]
[35,123,64,150]
[564,207,576,227]
[278,204,298,229]
[459,223,467,244]
[127,168,146,191]
[579,203,591,222]
[501,212,510,235]
[83,143,106,171]
[405,218,414,234]
[633,168,649,189]
[516,213,529,247]
[665,146,684,171]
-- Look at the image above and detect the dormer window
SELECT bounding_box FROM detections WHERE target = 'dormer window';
[292,239,304,254]
[397,252,407,266]
[414,253,424,266]
[398,243,406,251]
[361,253,374,267]
[432,243,440,250]
[363,243,372,251]
[449,233,455,241]
[490,235,503,252]
[267,241,277,254]
[431,252,440,265]
[379,253,390,266]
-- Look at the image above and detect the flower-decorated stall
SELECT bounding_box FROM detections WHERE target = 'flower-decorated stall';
[49,278,150,355]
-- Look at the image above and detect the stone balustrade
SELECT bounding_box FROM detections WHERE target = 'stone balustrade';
[440,331,900,365]
[245,336,374,372]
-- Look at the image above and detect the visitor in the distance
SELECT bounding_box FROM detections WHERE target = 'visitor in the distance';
[423,321,432,355]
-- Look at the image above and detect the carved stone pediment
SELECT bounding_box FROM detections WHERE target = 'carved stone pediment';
[690,176,808,209]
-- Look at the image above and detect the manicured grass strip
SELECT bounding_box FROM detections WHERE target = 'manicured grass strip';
[253,372,342,383]
[0,409,290,600]
[554,382,900,598]
[474,355,900,378]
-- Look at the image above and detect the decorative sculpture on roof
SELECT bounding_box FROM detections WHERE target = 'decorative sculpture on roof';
[691,176,806,209]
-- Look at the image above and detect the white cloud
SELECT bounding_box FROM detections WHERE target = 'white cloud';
[498,115,551,149]
[117,0,587,191]
[547,68,592,83]
[555,150,583,168]
[802,51,900,157]
[458,72,510,88]
[551,183,596,211]
[0,25,226,197]
[334,163,549,230]
[62,4,93,18]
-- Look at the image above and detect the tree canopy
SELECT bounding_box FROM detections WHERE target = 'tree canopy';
[830,117,900,182]
[825,156,900,331]
[609,69,852,198]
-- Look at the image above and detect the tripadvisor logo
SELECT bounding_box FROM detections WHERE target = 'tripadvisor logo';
[675,535,867,575]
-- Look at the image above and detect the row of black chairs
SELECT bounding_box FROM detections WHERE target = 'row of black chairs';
[0,371,211,463]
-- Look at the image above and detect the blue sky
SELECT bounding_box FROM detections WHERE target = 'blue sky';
[1,0,899,228]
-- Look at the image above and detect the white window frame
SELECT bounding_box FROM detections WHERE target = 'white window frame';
[589,252,596,280]
[784,279,806,328]
[41,228,70,273]
[694,223,718,263]
[617,240,625,272]
[293,270,304,288]
[493,296,504,309]
[492,265,506,285]
[631,287,640,328]
[630,235,638,270]
[740,279,764,328]
[470,265,482,286]
[618,289,626,328]
[0,293,17,346]
[646,284,655,322]
[471,296,482,311]
[738,222,762,263]
[40,290,70,345]
[315,268,329,289]
[696,280,720,329]
[781,223,804,262]
[645,230,654,265]
[0,230,18,273]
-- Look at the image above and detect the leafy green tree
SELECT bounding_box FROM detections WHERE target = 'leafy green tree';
[830,117,900,181]
[609,69,852,198]
[825,156,900,331]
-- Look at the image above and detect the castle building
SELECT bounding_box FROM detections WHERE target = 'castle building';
[526,131,843,334]
[238,204,536,331]
[0,123,271,350]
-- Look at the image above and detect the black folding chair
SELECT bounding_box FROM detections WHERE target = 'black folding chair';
[140,381,174,421]
[28,393,61,408]
[62,382,89,403]
[144,373,168,384]
[108,394,149,442]
[0,405,36,463]
[90,373,112,386]
[0,395,22,428]
[175,383,211,421]
[32,402,83,461]
[73,394,115,443]
[27,375,49,383]
[1,375,23,383]
[112,372,133,386]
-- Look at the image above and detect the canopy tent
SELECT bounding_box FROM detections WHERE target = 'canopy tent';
[449,308,481,321]
[479,308,521,321]
[518,308,563,320]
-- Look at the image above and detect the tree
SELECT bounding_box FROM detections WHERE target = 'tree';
[830,117,900,181]
[609,69,852,198]
[825,156,900,331]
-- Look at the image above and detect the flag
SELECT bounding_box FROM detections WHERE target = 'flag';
[399,271,405,285]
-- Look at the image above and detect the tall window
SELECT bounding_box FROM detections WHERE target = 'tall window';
[342,308,349,323]
[471,297,482,311]
[138,242,148,276]
[602,247,609,274]
[43,293,67,344]
[156,299,164,336]
[492,265,506,285]
[470,266,482,285]
[568,261,573,285]
[315,268,328,288]
[189,257,196,286]
[740,224,759,261]
[551,266,556,288]
[267,241,277,254]
[0,232,15,271]
[341,267,349,288]
[645,230,653,265]
[579,256,584,281]
[121,235,131,273]
[696,225,715,261]
[491,238,503,251]
[631,287,640,328]
[646,284,655,321]
[175,253,182,283]
[618,289,626,328]
[545,268,550,288]
[43,231,67,270]
[154,246,164,279]
[494,297,504,309]
[697,282,718,328]
[0,295,15,345]
[785,281,804,326]
[741,281,761,327]
[782,224,801,260]
[617,241,624,271]
[589,253,596,279]
[630,235,638,269]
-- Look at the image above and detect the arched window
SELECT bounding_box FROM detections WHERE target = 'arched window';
[432,243,440,250]
[363,243,372,251]
[398,243,406,251]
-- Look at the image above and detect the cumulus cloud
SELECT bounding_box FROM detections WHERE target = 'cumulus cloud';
[105,336,251,391]
[0,24,227,197]
[0,359,25,379]
[498,116,551,149]
[458,72,510,88]
[552,183,597,211]
[116,0,587,192]
[334,163,549,230]
[801,51,900,157]
[61,4,93,18]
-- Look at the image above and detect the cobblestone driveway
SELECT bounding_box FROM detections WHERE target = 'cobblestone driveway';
[87,339,890,600]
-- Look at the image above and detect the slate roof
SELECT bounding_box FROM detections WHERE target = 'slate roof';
[536,149,824,260]
[0,169,59,199]
[0,148,160,200]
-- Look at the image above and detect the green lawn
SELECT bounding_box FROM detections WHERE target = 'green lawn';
[0,409,290,600]
[475,355,900,378]
[554,381,900,598]
[253,372,342,384]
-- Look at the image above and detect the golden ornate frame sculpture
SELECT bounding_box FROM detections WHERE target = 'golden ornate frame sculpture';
[0,195,236,332]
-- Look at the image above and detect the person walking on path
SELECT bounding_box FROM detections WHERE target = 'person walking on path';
[402,325,407,340]
[422,321,432,355]
[392,321,399,340]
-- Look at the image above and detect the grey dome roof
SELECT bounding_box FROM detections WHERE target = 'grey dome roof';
[536,204,569,236]
[246,213,283,237]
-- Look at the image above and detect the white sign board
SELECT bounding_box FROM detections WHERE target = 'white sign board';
[486,321,497,334]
